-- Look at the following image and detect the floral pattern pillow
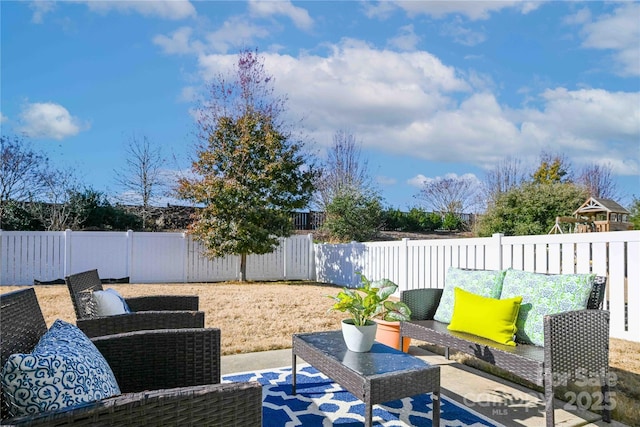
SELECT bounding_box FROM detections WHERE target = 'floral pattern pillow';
[433,267,507,323]
[500,269,595,346]
[1,320,121,418]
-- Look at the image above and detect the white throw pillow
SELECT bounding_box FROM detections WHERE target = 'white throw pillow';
[93,289,128,316]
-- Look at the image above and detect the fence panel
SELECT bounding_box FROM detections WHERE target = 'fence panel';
[130,232,186,283]
[68,232,129,279]
[0,231,65,284]
[186,239,238,283]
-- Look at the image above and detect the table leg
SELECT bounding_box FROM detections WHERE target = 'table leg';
[432,391,440,427]
[292,352,297,395]
[364,403,372,427]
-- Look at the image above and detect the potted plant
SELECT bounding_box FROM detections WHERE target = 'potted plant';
[328,273,412,352]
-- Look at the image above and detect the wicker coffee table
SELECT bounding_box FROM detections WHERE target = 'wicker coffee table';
[292,330,440,427]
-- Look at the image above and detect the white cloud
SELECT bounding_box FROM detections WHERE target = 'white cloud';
[153,26,204,55]
[573,3,640,76]
[18,102,88,140]
[248,0,313,31]
[29,0,56,23]
[203,16,270,53]
[0,112,7,123]
[394,1,543,21]
[407,174,428,188]
[440,18,487,46]
[191,40,639,178]
[387,25,420,51]
[179,86,198,103]
[84,0,196,20]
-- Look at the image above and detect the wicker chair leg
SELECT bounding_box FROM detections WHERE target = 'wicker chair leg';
[602,383,611,423]
[544,376,555,427]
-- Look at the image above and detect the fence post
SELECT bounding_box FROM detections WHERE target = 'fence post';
[401,238,409,293]
[490,233,504,271]
[182,232,188,283]
[308,233,315,281]
[283,236,288,280]
[64,229,72,277]
[126,230,133,282]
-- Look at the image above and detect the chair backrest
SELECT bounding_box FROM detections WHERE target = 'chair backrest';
[1,288,48,420]
[587,276,607,310]
[65,269,104,320]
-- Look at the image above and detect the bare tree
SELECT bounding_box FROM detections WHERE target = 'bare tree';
[0,135,50,229]
[315,130,374,210]
[577,162,620,200]
[31,169,83,231]
[416,174,481,215]
[483,156,527,205]
[114,134,165,230]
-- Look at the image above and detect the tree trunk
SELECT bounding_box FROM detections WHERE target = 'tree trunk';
[239,253,247,282]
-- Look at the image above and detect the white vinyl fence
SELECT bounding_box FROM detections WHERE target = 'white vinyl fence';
[0,230,314,284]
[1,229,638,342]
[314,230,640,343]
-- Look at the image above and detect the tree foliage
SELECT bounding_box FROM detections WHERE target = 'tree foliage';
[476,182,588,236]
[322,191,384,243]
[629,197,640,230]
[315,130,383,242]
[531,151,573,184]
[177,49,315,280]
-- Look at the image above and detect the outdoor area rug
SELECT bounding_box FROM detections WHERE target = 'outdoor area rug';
[223,365,501,426]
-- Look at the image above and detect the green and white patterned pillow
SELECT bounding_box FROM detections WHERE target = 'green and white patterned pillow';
[433,267,507,324]
[500,269,595,346]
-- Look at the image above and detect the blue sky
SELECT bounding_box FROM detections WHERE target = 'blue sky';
[1,0,639,211]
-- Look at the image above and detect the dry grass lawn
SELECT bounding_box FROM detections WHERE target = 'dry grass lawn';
[1,282,638,425]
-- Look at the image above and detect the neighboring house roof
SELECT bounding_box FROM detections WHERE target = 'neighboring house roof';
[573,197,631,216]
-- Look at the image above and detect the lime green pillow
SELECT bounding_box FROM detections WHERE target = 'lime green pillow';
[447,287,523,346]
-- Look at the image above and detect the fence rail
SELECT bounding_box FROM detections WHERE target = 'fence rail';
[1,229,638,342]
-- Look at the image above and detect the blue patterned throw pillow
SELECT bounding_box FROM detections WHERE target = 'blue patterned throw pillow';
[433,267,507,323]
[1,319,121,418]
[500,270,595,346]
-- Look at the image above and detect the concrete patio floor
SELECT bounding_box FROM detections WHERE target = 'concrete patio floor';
[222,345,628,427]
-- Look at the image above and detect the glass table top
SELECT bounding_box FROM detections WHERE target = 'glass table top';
[295,330,432,377]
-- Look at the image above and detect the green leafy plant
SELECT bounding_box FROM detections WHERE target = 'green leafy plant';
[328,273,412,326]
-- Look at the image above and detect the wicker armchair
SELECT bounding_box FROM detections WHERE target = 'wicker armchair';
[1,288,262,426]
[66,269,204,337]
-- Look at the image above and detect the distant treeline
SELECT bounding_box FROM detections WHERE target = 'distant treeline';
[2,201,474,233]
[292,208,474,232]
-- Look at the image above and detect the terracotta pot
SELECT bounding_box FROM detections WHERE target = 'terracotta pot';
[374,319,411,352]
[341,319,377,352]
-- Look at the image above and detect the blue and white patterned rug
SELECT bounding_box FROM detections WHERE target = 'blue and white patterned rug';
[223,365,501,426]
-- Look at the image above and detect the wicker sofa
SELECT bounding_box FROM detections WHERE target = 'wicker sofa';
[66,269,205,337]
[400,271,610,427]
[1,288,262,426]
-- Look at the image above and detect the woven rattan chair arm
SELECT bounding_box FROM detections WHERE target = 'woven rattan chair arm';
[3,382,263,426]
[92,328,222,392]
[401,288,444,320]
[544,309,610,377]
[125,295,199,311]
[77,310,205,338]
